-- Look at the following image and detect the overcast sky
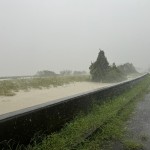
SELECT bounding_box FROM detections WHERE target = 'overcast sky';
[0,0,150,76]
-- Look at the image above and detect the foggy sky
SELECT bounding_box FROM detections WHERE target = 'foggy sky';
[0,0,150,76]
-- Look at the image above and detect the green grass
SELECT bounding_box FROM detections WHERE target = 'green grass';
[0,75,90,96]
[17,75,150,150]
[123,140,144,150]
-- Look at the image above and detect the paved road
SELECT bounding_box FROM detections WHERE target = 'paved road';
[127,93,150,149]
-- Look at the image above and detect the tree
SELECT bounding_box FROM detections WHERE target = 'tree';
[89,50,126,82]
[36,70,57,77]
[89,50,109,81]
[118,63,138,75]
[60,70,72,76]
[73,71,87,75]
[105,62,126,82]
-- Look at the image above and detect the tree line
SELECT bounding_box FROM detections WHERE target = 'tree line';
[35,50,138,82]
[36,70,87,77]
[89,50,138,82]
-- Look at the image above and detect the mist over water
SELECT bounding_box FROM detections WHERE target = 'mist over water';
[0,0,150,76]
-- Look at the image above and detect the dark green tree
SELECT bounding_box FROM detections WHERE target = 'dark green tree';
[105,62,126,82]
[89,50,109,81]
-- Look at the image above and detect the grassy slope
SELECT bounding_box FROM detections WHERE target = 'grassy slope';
[20,75,150,150]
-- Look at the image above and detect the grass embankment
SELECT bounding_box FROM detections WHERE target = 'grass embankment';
[0,75,90,96]
[18,75,150,150]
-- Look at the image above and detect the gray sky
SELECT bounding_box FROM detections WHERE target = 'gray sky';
[0,0,150,76]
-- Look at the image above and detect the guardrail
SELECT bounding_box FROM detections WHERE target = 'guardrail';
[0,74,148,148]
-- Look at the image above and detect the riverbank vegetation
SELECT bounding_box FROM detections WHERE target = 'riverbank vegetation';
[18,75,150,150]
[0,75,90,96]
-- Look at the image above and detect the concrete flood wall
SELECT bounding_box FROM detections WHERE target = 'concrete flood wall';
[0,74,148,147]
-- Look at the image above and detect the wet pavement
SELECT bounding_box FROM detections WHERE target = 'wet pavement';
[127,93,150,149]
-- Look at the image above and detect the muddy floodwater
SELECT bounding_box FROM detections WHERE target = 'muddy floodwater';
[0,82,113,115]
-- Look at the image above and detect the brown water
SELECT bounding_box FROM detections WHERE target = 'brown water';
[0,82,113,115]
